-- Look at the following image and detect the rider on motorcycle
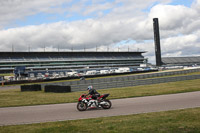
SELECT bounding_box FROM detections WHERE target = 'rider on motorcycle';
[86,86,100,100]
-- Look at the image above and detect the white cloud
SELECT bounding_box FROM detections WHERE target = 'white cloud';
[146,0,200,62]
[148,4,199,36]
[0,0,71,29]
[161,34,200,56]
[0,0,200,64]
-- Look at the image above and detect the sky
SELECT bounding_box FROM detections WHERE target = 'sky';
[0,0,199,64]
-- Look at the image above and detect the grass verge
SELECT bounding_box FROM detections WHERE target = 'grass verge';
[0,73,13,77]
[1,107,200,133]
[0,79,200,107]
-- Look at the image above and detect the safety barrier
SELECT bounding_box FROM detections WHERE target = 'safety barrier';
[44,85,71,93]
[21,84,41,92]
[41,68,200,91]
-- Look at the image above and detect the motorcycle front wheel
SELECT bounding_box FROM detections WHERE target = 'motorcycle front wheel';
[77,102,87,111]
[101,99,112,109]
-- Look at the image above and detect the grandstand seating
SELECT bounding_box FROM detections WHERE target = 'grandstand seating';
[0,51,147,73]
[162,56,200,66]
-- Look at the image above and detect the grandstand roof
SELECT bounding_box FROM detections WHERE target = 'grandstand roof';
[162,56,200,65]
[0,51,145,56]
[0,51,146,62]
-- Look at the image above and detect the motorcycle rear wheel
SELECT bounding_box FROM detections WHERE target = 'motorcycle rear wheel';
[77,102,87,111]
[101,100,112,109]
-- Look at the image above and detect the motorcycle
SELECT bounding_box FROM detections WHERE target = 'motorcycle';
[77,93,112,111]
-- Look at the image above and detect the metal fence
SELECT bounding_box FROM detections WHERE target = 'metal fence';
[41,68,200,92]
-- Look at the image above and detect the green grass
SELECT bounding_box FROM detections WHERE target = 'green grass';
[1,107,200,133]
[0,73,13,76]
[0,79,200,107]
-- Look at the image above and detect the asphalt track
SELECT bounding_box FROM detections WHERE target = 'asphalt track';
[0,91,200,126]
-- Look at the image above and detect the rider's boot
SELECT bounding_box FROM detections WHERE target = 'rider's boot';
[96,99,101,108]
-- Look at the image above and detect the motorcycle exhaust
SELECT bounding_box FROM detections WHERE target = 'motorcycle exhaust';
[100,101,107,105]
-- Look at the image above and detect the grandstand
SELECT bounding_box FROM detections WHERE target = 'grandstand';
[162,56,200,66]
[0,51,147,73]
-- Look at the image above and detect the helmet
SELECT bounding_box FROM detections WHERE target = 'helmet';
[87,86,93,90]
